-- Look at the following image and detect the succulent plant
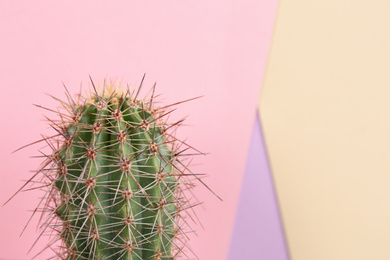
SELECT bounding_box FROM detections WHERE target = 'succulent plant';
[6,76,219,259]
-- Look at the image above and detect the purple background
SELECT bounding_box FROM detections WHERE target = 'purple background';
[227,112,290,260]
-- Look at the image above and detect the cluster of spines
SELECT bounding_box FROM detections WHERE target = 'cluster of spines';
[11,78,208,260]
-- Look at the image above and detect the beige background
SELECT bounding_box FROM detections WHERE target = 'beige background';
[259,0,390,259]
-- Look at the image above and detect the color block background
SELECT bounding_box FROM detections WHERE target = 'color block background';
[260,1,390,259]
[228,113,289,260]
[0,1,279,259]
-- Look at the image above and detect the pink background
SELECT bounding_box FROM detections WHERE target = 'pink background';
[0,1,278,259]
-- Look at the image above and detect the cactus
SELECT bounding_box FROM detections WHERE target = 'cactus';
[8,77,219,259]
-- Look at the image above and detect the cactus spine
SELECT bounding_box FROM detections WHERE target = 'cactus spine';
[14,78,212,260]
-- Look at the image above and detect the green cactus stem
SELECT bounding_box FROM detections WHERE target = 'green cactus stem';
[8,77,220,260]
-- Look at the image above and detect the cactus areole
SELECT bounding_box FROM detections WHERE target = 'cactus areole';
[12,77,217,260]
